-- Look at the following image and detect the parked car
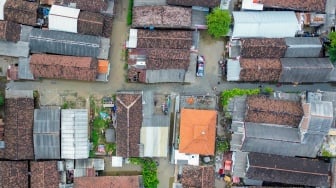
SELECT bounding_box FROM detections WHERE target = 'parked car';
[196,55,205,77]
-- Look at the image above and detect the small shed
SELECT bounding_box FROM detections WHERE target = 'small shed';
[29,28,100,57]
[227,59,240,81]
[49,5,80,33]
[61,109,89,159]
[0,0,5,20]
[105,128,115,143]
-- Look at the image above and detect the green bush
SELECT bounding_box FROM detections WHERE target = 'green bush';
[263,87,274,94]
[216,140,230,153]
[93,118,108,130]
[322,148,333,157]
[61,102,69,109]
[0,95,4,106]
[221,88,260,108]
[91,129,99,148]
[127,0,134,25]
[130,158,159,188]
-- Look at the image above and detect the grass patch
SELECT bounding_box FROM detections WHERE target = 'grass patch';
[127,0,134,25]
[221,88,260,109]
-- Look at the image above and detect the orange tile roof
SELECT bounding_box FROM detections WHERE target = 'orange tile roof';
[98,60,109,74]
[179,108,217,155]
[74,176,141,188]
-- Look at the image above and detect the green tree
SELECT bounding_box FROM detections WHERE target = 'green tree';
[206,8,231,38]
[328,32,336,63]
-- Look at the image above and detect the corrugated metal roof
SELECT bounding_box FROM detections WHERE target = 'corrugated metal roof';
[33,109,61,159]
[232,151,248,177]
[20,25,33,42]
[61,109,89,159]
[232,11,299,38]
[49,5,80,33]
[228,96,247,121]
[145,69,185,83]
[134,0,166,6]
[308,101,333,134]
[245,122,301,142]
[18,57,34,80]
[284,37,322,57]
[0,41,29,57]
[227,59,240,81]
[191,9,207,27]
[5,89,33,99]
[127,29,137,48]
[97,37,110,60]
[29,28,100,57]
[279,58,334,83]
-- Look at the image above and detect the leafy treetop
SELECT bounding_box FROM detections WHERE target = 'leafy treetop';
[206,8,231,38]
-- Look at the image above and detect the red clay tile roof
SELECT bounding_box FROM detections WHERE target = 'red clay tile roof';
[78,11,104,36]
[239,58,282,82]
[74,176,142,188]
[179,109,217,155]
[240,38,287,58]
[116,92,142,157]
[132,6,192,28]
[167,0,220,7]
[4,0,38,26]
[0,119,4,140]
[261,0,326,13]
[0,161,28,188]
[246,96,304,127]
[30,161,60,188]
[0,98,34,160]
[181,165,215,188]
[127,67,146,83]
[137,30,193,49]
[30,54,98,81]
[0,21,21,42]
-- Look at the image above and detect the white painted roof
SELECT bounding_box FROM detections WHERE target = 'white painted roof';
[127,29,137,48]
[174,149,199,166]
[0,0,6,20]
[49,5,80,18]
[227,59,241,81]
[242,0,263,10]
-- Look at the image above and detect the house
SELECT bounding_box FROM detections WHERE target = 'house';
[180,165,215,188]
[167,0,220,7]
[61,109,89,159]
[33,109,61,159]
[246,152,330,187]
[239,58,282,82]
[29,28,100,57]
[0,90,34,160]
[30,161,60,188]
[4,0,38,26]
[179,109,217,155]
[279,58,333,83]
[116,91,143,158]
[30,54,98,81]
[230,95,333,158]
[59,0,108,12]
[258,0,326,13]
[74,176,144,188]
[232,11,299,38]
[127,29,192,83]
[141,91,170,157]
[0,20,21,42]
[230,37,322,58]
[78,11,104,36]
[0,161,29,188]
[132,6,192,29]
[49,5,80,33]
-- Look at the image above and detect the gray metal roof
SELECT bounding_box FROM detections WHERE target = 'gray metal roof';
[245,122,301,142]
[33,109,61,159]
[191,9,207,27]
[75,158,104,171]
[61,109,89,159]
[232,151,248,177]
[279,58,334,83]
[29,28,100,57]
[146,69,185,83]
[5,89,33,99]
[20,25,33,42]
[0,41,29,57]
[18,57,34,80]
[134,0,166,6]
[97,37,110,60]
[308,101,333,134]
[284,37,322,57]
